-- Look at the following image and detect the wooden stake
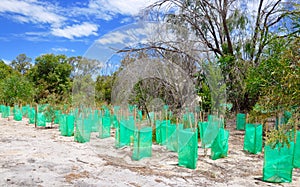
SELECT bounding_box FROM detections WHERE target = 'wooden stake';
[265,119,269,133]
[160,111,162,121]
[199,111,202,122]
[165,108,167,121]
[134,107,136,121]
[120,108,123,121]
[220,115,224,128]
[277,113,281,130]
[34,103,38,128]
[195,112,198,131]
[153,107,156,126]
[165,108,168,145]
[189,113,192,130]
[294,118,298,143]
[137,120,141,158]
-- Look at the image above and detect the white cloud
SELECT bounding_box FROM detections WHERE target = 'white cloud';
[51,22,99,39]
[0,36,9,42]
[0,0,161,41]
[0,0,101,40]
[96,22,174,46]
[72,0,157,21]
[120,17,134,24]
[88,0,152,16]
[97,31,129,45]
[25,31,49,37]
[10,31,51,42]
[2,59,11,65]
[52,47,75,53]
[0,0,65,27]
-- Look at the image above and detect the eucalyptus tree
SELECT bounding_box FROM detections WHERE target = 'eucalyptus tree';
[0,74,35,105]
[142,0,300,111]
[71,56,103,107]
[0,59,13,80]
[10,53,32,75]
[27,54,72,104]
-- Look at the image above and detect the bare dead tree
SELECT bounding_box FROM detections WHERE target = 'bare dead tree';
[146,0,299,64]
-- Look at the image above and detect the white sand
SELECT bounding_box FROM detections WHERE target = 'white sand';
[0,116,299,187]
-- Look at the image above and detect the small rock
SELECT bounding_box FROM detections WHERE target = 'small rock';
[27,158,36,163]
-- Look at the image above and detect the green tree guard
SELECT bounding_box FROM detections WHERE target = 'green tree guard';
[66,114,75,136]
[53,110,61,124]
[13,108,22,121]
[58,114,65,132]
[182,112,195,129]
[21,105,29,117]
[74,118,91,143]
[263,143,294,183]
[116,119,135,148]
[155,120,162,144]
[59,114,65,133]
[37,113,46,127]
[115,121,121,148]
[132,127,152,160]
[166,123,183,152]
[28,108,36,124]
[198,121,208,148]
[211,128,229,160]
[293,131,300,168]
[243,123,263,154]
[2,106,10,118]
[99,116,111,138]
[202,115,221,148]
[0,105,4,113]
[155,120,170,145]
[178,128,198,169]
[236,113,246,130]
[91,111,99,132]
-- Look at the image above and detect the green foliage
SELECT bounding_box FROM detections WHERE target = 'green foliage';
[0,74,34,105]
[39,104,57,124]
[2,54,108,108]
[265,125,294,149]
[247,37,300,147]
[247,37,299,114]
[0,60,14,80]
[95,75,114,105]
[72,74,95,108]
[10,54,32,75]
[27,54,72,104]
[128,80,149,112]
[195,72,211,112]
[71,57,102,108]
[0,57,34,105]
[203,61,227,114]
[148,0,300,112]
[128,78,178,114]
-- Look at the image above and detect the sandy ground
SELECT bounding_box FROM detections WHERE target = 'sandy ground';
[0,116,299,187]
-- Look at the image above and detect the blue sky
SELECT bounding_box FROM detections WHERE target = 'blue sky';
[0,0,157,64]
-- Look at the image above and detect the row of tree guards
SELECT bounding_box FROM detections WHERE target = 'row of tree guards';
[236,112,299,183]
[0,104,299,183]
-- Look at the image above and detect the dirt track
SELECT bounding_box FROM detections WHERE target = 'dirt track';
[0,116,299,186]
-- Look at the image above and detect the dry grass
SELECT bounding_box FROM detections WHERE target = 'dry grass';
[64,171,90,183]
